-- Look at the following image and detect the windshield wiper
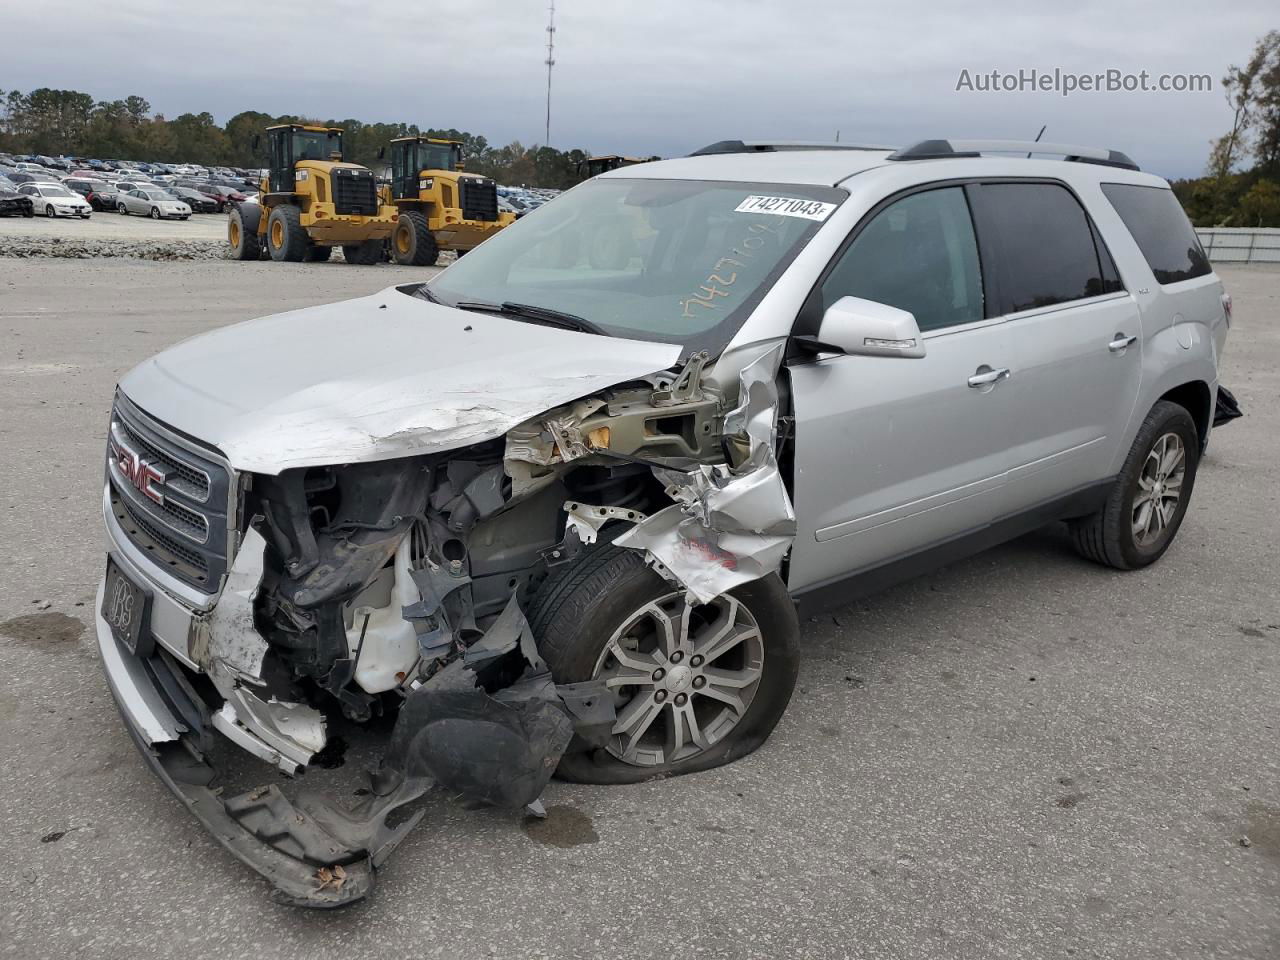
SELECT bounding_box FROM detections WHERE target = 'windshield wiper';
[452,300,607,336]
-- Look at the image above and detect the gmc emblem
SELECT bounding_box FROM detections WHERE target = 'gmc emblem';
[109,422,169,506]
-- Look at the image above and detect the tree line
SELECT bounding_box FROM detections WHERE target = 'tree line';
[0,89,598,189]
[1173,29,1280,227]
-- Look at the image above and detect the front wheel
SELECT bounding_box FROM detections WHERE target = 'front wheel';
[118,203,128,215]
[527,545,800,783]
[150,207,160,220]
[390,209,438,266]
[44,204,54,218]
[1070,400,1200,569]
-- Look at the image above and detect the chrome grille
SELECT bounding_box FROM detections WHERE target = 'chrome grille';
[106,393,234,593]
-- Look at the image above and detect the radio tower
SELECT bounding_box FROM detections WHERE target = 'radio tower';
[544,0,556,146]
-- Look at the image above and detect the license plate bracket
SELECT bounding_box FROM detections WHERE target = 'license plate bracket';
[101,557,153,657]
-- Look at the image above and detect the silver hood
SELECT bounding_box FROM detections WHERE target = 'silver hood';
[119,285,681,474]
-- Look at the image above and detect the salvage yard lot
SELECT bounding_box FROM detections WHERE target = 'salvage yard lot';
[0,259,1277,959]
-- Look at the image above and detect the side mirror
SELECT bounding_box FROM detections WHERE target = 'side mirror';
[812,296,926,358]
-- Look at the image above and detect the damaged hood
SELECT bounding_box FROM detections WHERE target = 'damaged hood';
[118,286,681,474]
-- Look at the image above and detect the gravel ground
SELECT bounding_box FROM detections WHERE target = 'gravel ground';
[0,259,1277,960]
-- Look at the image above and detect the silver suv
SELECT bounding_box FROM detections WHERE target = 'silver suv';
[96,138,1230,904]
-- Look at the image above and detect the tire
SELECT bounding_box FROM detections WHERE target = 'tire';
[1069,399,1200,570]
[342,239,383,265]
[526,544,800,784]
[149,207,160,219]
[390,210,438,266]
[118,203,128,215]
[44,204,54,218]
[305,244,332,262]
[228,204,262,261]
[266,203,308,262]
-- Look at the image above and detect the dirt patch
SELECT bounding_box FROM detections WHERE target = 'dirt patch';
[0,612,84,650]
[1057,792,1090,809]
[522,805,599,848]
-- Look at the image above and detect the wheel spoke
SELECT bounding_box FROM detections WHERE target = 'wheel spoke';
[1160,442,1184,477]
[1132,486,1155,509]
[649,600,693,658]
[1132,500,1153,539]
[613,693,665,759]
[696,682,746,716]
[701,666,759,689]
[666,702,709,760]
[605,638,657,674]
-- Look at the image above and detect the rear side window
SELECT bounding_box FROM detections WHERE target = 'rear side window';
[1101,183,1211,285]
[973,182,1119,313]
[821,186,984,332]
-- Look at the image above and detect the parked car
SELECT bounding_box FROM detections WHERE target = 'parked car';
[18,181,92,217]
[0,181,35,217]
[63,178,121,211]
[94,137,1231,906]
[165,185,219,213]
[116,188,190,219]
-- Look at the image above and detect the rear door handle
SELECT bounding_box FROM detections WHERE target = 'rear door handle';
[1108,334,1138,352]
[968,366,1011,388]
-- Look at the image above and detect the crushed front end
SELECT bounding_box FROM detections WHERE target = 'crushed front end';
[96,344,796,906]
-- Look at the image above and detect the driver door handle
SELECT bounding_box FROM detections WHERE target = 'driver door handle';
[1108,334,1139,352]
[968,366,1011,388]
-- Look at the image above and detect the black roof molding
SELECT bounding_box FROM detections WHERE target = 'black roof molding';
[887,139,1139,171]
[689,140,893,157]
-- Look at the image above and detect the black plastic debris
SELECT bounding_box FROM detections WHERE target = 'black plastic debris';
[1214,385,1244,428]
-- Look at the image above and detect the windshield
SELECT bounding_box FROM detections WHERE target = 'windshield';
[142,191,171,200]
[419,142,460,171]
[426,178,844,351]
[292,129,342,162]
[40,185,74,197]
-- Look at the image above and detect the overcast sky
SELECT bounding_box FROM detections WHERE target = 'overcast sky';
[5,0,1274,178]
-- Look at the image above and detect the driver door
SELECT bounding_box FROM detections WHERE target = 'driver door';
[787,185,1018,593]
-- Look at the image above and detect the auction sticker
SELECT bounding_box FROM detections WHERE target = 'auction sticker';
[734,195,836,221]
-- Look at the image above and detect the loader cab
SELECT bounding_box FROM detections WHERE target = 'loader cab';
[389,137,464,201]
[265,124,344,194]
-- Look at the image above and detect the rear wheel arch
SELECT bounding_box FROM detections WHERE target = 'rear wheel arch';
[1157,380,1212,447]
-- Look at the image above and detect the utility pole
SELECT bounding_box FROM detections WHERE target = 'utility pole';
[544,0,556,147]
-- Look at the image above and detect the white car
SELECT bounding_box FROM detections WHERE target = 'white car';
[117,188,190,219]
[18,182,91,218]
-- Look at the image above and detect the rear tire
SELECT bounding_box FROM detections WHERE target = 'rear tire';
[342,239,383,265]
[391,210,439,266]
[266,204,308,262]
[1069,400,1200,570]
[527,544,800,784]
[227,204,262,261]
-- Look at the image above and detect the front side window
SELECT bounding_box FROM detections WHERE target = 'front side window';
[1101,183,1211,285]
[821,186,985,332]
[973,182,1116,313]
[427,178,845,352]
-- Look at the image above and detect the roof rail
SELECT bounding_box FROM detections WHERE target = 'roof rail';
[689,139,894,157]
[887,139,1139,171]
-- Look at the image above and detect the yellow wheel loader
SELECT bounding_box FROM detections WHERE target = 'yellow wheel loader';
[385,137,515,267]
[228,124,398,265]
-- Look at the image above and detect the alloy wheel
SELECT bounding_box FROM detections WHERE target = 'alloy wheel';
[1132,431,1185,547]
[591,592,764,766]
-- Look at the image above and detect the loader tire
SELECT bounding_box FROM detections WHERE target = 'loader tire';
[266,203,308,262]
[228,204,262,261]
[391,210,439,266]
[342,240,383,265]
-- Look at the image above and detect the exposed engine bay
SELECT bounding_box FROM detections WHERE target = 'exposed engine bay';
[160,342,795,906]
